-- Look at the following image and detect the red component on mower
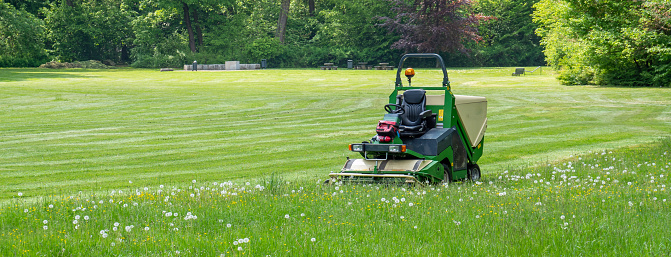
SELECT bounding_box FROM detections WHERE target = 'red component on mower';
[376,121,398,142]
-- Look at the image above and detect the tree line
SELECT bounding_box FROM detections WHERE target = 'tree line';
[1,0,542,68]
[1,0,668,86]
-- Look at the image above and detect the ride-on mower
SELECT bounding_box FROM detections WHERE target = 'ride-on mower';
[328,53,487,183]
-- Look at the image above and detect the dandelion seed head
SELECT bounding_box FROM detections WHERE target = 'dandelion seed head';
[311,238,316,242]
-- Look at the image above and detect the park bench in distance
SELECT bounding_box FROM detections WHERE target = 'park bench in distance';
[320,63,338,70]
[512,67,525,76]
[374,62,394,70]
[356,62,370,70]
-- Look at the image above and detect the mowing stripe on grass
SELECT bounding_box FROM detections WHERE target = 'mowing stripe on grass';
[1,68,670,200]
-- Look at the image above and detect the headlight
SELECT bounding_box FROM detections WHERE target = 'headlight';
[388,145,407,153]
[349,144,364,152]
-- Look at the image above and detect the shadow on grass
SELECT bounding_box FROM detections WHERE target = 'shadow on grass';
[0,68,104,82]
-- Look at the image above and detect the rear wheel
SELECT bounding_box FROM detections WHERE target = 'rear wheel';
[441,163,452,183]
[467,164,481,181]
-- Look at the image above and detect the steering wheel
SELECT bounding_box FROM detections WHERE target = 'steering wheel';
[384,104,405,115]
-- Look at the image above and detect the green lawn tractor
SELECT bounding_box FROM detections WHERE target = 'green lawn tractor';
[329,53,487,184]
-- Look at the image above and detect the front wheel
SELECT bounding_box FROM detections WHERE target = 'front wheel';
[441,163,452,183]
[467,164,481,181]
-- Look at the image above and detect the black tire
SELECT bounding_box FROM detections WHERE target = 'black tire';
[467,164,481,181]
[441,163,452,183]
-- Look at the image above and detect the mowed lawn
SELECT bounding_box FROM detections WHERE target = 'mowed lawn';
[1,68,670,200]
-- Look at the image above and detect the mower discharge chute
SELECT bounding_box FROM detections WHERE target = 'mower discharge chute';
[329,53,487,183]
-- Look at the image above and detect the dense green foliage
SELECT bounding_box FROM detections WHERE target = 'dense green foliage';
[8,0,670,86]
[471,0,544,66]
[43,0,134,63]
[1,0,547,68]
[533,0,671,86]
[0,1,48,67]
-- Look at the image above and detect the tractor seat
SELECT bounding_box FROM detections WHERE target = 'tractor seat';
[399,89,432,137]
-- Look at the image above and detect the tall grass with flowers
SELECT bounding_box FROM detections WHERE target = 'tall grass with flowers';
[2,138,669,256]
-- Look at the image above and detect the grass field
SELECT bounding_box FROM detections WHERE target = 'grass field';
[1,68,670,200]
[1,67,670,255]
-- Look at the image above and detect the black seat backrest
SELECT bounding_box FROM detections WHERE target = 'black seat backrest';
[400,89,426,126]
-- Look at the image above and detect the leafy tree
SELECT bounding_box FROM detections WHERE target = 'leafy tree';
[130,7,189,67]
[0,1,48,67]
[380,0,490,54]
[44,0,134,63]
[533,0,671,86]
[4,0,51,18]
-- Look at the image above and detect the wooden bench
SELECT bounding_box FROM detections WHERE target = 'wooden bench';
[375,62,394,70]
[320,63,338,70]
[512,68,525,76]
[356,62,369,70]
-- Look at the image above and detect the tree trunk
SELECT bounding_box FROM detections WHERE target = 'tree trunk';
[193,9,203,47]
[277,0,291,44]
[65,0,73,7]
[183,2,196,53]
[308,0,315,16]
